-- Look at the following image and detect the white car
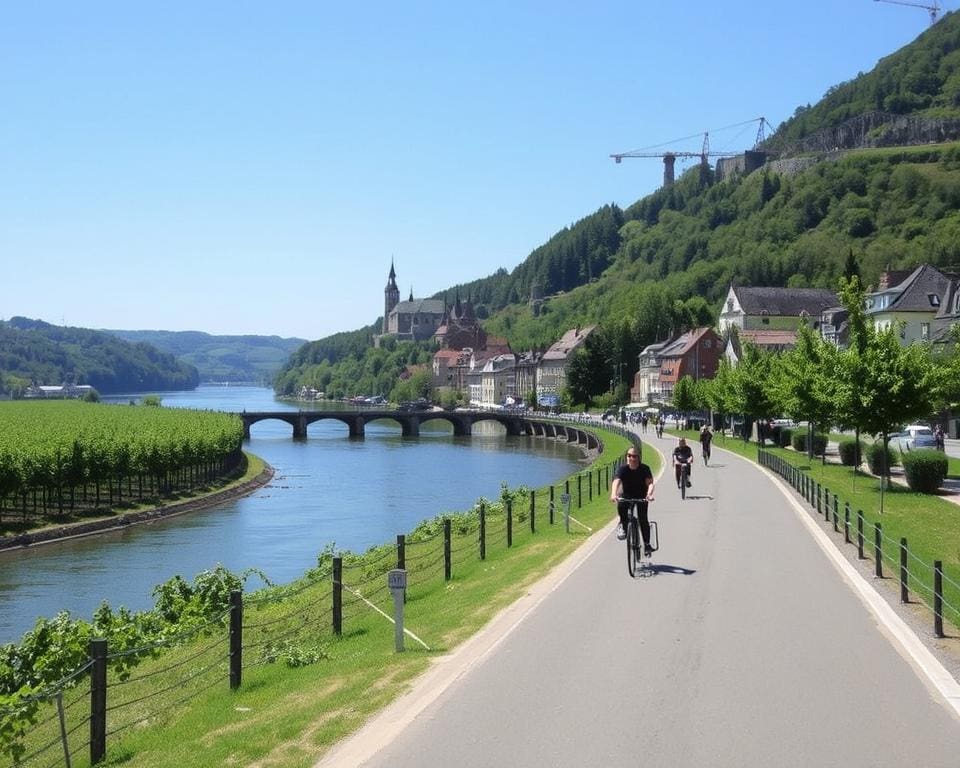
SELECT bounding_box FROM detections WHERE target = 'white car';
[890,425,937,452]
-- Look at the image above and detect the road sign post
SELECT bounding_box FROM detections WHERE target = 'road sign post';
[388,569,407,652]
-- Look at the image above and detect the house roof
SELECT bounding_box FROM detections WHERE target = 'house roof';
[738,329,798,346]
[542,325,596,360]
[390,298,446,315]
[873,264,958,314]
[658,327,718,359]
[733,286,838,317]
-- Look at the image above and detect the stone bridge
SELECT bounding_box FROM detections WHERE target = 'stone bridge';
[239,410,601,451]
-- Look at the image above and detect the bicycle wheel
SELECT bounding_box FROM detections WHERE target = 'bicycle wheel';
[626,518,639,577]
[681,468,686,500]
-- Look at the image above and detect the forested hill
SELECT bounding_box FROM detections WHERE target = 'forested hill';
[276,13,960,401]
[0,318,199,396]
[764,10,960,152]
[106,329,306,384]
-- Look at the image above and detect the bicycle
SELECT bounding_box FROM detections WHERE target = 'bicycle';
[618,497,658,577]
[676,461,692,500]
[701,443,711,466]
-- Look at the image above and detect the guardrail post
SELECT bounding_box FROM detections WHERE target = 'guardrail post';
[230,590,242,690]
[333,557,342,636]
[874,523,883,578]
[90,638,107,765]
[479,502,486,560]
[857,510,864,559]
[530,490,536,533]
[900,538,909,603]
[833,495,839,533]
[506,499,513,547]
[934,561,944,638]
[444,519,452,580]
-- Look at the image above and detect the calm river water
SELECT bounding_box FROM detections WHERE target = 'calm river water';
[0,387,585,643]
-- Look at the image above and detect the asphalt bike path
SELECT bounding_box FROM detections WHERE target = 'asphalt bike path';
[318,431,960,768]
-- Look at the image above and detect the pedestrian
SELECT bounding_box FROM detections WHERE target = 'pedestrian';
[935,423,945,451]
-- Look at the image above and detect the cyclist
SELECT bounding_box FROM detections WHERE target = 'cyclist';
[699,424,713,465]
[610,448,655,556]
[673,437,694,489]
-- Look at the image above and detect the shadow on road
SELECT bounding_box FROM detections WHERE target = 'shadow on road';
[647,563,697,576]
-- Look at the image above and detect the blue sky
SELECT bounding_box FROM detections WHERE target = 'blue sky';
[0,2,948,340]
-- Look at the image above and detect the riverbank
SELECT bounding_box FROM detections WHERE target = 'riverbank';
[0,453,274,552]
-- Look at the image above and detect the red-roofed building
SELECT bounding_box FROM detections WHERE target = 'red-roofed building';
[657,327,722,399]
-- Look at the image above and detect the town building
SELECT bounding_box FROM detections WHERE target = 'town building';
[656,327,722,400]
[718,285,838,334]
[630,340,669,405]
[865,264,958,345]
[723,329,798,365]
[537,326,595,408]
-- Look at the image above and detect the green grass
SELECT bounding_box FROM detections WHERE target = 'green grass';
[670,427,960,632]
[13,427,656,768]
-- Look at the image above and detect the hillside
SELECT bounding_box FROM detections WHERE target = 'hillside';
[107,329,306,384]
[0,318,199,397]
[277,13,960,401]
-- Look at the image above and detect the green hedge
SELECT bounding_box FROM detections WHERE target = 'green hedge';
[775,427,793,448]
[790,430,828,456]
[901,449,948,493]
[866,441,898,475]
[838,438,865,467]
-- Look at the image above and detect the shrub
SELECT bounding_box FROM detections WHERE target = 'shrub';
[838,438,865,467]
[901,449,948,493]
[790,430,828,456]
[777,427,793,448]
[866,441,898,475]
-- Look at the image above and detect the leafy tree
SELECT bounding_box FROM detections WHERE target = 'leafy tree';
[769,324,838,461]
[672,376,698,423]
[730,343,777,443]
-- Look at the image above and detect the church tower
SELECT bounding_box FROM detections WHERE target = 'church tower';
[383,260,400,334]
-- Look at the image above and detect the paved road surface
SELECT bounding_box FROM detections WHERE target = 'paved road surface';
[319,431,960,768]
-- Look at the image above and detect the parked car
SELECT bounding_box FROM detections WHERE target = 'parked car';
[890,425,937,452]
[397,398,432,412]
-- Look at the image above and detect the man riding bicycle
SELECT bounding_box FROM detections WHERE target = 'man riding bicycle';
[673,437,694,489]
[610,448,655,556]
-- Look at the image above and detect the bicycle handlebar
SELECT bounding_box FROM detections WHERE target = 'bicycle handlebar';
[616,496,653,503]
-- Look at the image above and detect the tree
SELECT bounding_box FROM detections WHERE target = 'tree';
[834,276,873,472]
[769,324,838,461]
[672,375,698,426]
[857,323,939,512]
[730,343,777,443]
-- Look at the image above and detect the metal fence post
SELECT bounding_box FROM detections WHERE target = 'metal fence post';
[333,557,342,636]
[530,490,536,533]
[934,560,944,638]
[479,502,486,560]
[397,534,405,571]
[90,638,107,765]
[578,474,582,508]
[844,502,850,544]
[816,484,822,515]
[900,538,909,603]
[588,471,592,502]
[875,523,883,578]
[833,495,839,533]
[507,499,513,548]
[444,519,451,581]
[857,510,864,559]
[229,590,242,690]
[549,486,555,524]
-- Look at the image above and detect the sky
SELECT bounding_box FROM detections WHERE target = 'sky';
[0,1,951,341]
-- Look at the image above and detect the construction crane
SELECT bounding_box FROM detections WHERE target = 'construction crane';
[873,0,941,25]
[610,117,771,188]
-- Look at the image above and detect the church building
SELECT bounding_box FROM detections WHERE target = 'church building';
[379,261,447,342]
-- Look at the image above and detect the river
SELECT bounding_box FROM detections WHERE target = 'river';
[0,386,586,644]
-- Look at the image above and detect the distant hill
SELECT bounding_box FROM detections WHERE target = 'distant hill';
[106,329,306,384]
[0,318,199,396]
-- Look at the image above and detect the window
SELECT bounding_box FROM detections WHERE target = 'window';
[929,294,940,307]
[921,322,930,340]
[703,339,712,349]
[762,317,770,325]
[726,298,734,312]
